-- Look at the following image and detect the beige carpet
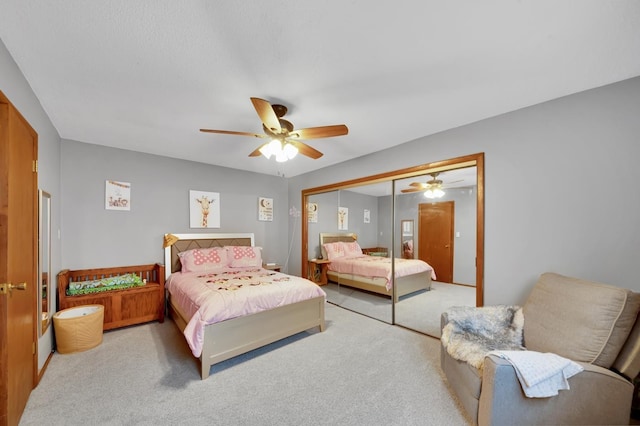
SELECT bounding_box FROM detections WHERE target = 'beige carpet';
[324,281,476,337]
[21,303,471,426]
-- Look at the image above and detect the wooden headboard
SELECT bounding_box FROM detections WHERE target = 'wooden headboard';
[163,233,255,280]
[319,232,357,246]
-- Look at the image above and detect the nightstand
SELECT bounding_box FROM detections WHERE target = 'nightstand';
[263,263,282,272]
[308,259,330,285]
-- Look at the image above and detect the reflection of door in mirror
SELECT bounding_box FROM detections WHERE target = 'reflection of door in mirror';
[418,201,454,283]
[39,190,51,336]
[401,220,414,259]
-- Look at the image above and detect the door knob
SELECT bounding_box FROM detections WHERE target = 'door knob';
[0,282,27,294]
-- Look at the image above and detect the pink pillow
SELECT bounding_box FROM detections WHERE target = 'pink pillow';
[323,242,345,261]
[342,241,363,258]
[227,246,262,268]
[178,247,228,272]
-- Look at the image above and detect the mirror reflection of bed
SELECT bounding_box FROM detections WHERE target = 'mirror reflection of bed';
[302,154,483,337]
[320,232,432,301]
[319,232,434,324]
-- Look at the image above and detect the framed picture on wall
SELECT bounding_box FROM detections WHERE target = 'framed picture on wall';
[338,206,348,230]
[189,190,220,228]
[258,197,273,221]
[307,202,318,223]
[364,209,370,224]
[105,180,131,211]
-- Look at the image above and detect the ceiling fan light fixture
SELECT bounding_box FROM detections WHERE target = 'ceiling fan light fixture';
[283,142,298,160]
[424,187,445,199]
[259,139,282,159]
[262,139,299,162]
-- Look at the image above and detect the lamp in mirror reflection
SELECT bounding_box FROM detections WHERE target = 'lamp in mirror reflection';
[259,139,298,162]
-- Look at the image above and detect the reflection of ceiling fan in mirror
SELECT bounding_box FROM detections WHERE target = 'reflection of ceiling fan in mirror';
[401,172,463,199]
[200,97,349,162]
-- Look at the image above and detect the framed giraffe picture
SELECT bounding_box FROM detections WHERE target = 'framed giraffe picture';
[338,206,348,230]
[189,190,220,228]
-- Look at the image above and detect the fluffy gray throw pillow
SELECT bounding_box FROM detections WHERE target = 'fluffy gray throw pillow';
[441,305,524,369]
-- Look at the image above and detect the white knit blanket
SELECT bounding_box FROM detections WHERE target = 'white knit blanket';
[487,350,584,398]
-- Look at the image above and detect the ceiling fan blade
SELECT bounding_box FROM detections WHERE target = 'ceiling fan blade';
[200,129,267,138]
[287,140,323,159]
[401,187,424,193]
[409,182,428,188]
[290,125,348,140]
[248,142,269,157]
[250,97,282,133]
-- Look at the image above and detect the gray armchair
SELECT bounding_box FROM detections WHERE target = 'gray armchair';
[441,272,640,425]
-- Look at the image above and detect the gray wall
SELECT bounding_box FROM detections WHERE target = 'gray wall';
[306,189,381,260]
[337,189,380,248]
[306,191,340,259]
[61,140,290,271]
[1,38,62,369]
[289,76,640,305]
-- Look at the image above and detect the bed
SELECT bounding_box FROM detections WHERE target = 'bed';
[319,233,434,302]
[164,233,326,379]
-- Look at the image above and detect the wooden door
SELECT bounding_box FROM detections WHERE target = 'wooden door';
[0,92,38,426]
[418,201,454,283]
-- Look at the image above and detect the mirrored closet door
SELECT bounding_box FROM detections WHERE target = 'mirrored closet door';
[306,183,393,324]
[393,167,478,336]
[333,184,393,323]
[302,153,484,338]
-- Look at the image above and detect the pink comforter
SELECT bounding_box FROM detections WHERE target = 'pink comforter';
[328,256,436,290]
[166,268,326,357]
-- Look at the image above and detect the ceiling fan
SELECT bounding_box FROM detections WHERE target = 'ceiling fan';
[401,172,463,198]
[200,97,349,161]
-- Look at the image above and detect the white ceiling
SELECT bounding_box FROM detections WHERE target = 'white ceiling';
[1,1,639,177]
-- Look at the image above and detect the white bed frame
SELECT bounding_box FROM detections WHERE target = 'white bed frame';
[164,233,325,379]
[319,232,432,302]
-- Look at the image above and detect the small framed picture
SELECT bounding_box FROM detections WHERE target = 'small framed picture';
[105,180,131,211]
[364,209,370,223]
[307,202,318,223]
[338,207,349,230]
[189,190,220,228]
[258,197,273,221]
